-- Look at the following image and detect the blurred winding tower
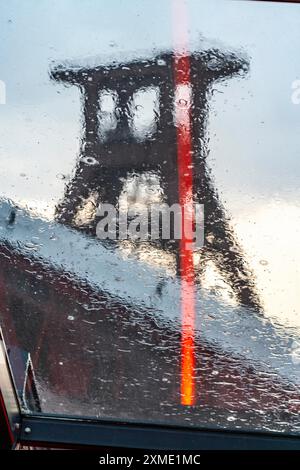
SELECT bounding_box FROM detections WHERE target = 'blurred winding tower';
[51,48,261,311]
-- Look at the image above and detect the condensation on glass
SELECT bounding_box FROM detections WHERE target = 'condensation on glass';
[0,0,299,434]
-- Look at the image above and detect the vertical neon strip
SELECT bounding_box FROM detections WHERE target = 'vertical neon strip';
[172,0,196,406]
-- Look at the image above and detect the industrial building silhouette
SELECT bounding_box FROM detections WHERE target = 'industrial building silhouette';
[52,49,260,310]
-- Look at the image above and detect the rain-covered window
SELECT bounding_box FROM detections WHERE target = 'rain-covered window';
[0,0,300,437]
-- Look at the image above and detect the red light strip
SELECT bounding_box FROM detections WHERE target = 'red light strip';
[172,0,196,406]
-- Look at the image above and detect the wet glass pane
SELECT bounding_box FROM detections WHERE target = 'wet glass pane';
[0,0,300,434]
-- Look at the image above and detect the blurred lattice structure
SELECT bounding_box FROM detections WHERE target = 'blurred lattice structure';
[51,50,260,310]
